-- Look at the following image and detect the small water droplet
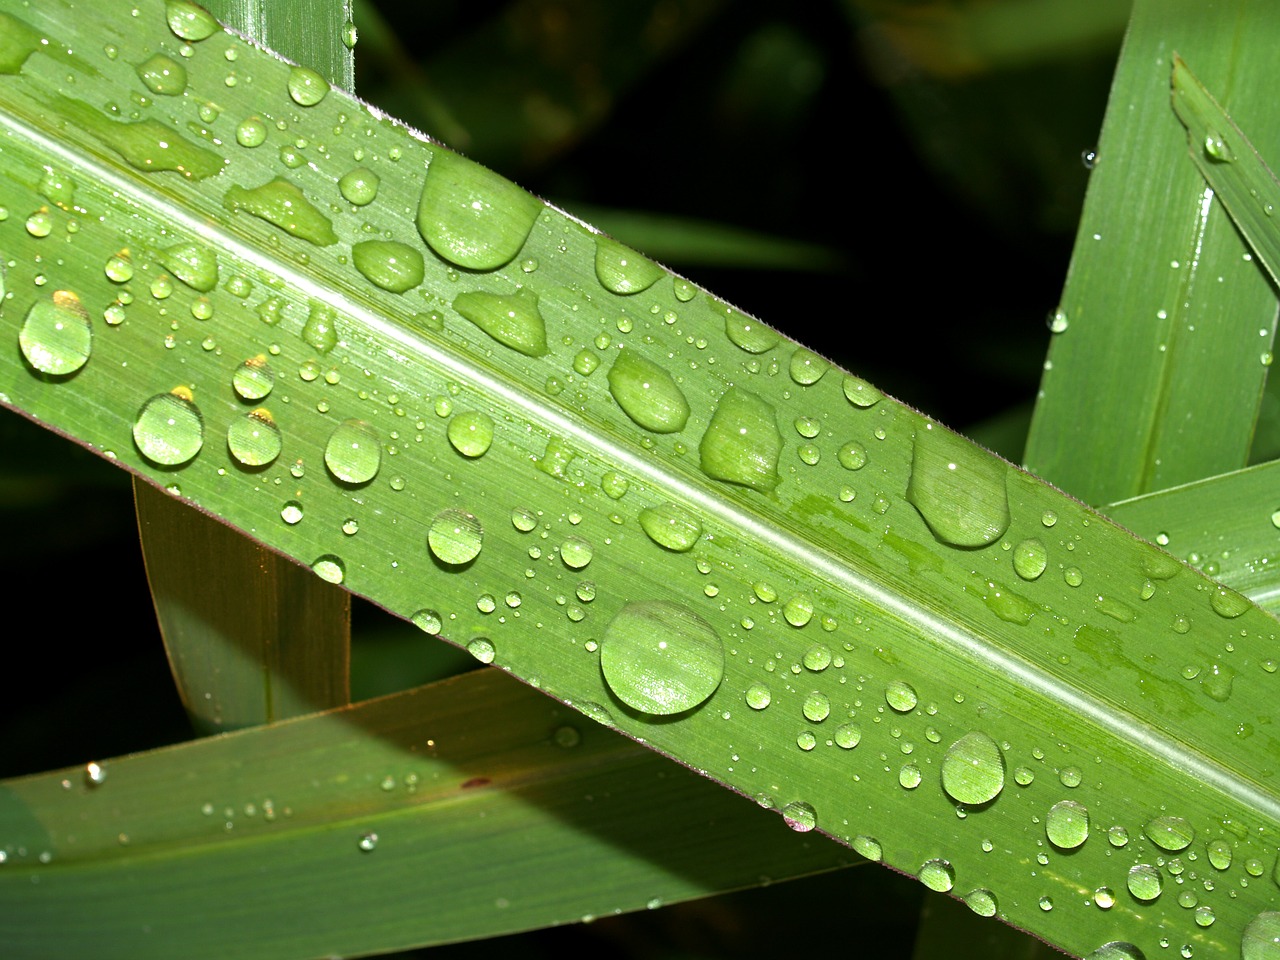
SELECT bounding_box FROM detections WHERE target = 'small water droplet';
[723,310,779,353]
[324,420,381,484]
[607,349,690,433]
[745,682,771,710]
[1013,538,1048,580]
[85,761,106,786]
[227,409,282,467]
[19,290,92,375]
[964,888,997,918]
[802,644,831,671]
[447,411,495,458]
[1200,661,1235,702]
[312,555,345,584]
[852,835,881,860]
[137,53,187,95]
[357,831,378,852]
[842,375,882,408]
[639,502,702,552]
[594,236,663,294]
[1145,815,1194,852]
[560,537,593,570]
[802,691,830,722]
[417,148,540,270]
[134,390,204,466]
[428,509,484,565]
[411,609,442,635]
[1045,799,1090,849]
[1047,308,1069,334]
[351,240,425,294]
[885,679,918,713]
[166,0,219,41]
[236,116,267,147]
[281,501,303,524]
[940,731,1005,805]
[789,348,828,385]
[288,66,329,106]
[1126,863,1163,901]
[835,723,861,749]
[600,600,723,715]
[837,441,867,470]
[780,800,816,833]
[467,637,495,663]
[233,356,274,400]
[918,859,954,893]
[338,166,379,205]
[1203,129,1235,163]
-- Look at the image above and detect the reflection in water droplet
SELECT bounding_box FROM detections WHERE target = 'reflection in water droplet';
[417,148,541,270]
[467,638,495,663]
[19,291,92,375]
[352,240,425,294]
[428,509,484,565]
[1126,863,1163,901]
[918,859,954,892]
[1145,815,1194,852]
[607,349,690,433]
[1013,538,1048,580]
[600,600,723,715]
[411,609,442,635]
[339,167,379,205]
[745,683,771,710]
[560,537,593,570]
[907,423,1010,547]
[312,555,345,584]
[166,0,219,41]
[134,391,204,466]
[137,53,187,96]
[287,66,329,106]
[324,420,381,484]
[1045,799,1090,849]
[594,236,664,294]
[699,387,781,491]
[639,502,702,552]
[453,288,548,357]
[227,410,282,467]
[843,375,882,408]
[781,801,816,833]
[965,888,998,918]
[885,680,918,713]
[447,411,495,458]
[940,731,1005,805]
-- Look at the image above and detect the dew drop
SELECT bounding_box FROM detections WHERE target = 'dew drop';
[324,420,381,484]
[600,600,723,715]
[352,240,425,294]
[287,66,329,106]
[802,691,830,722]
[312,555,345,584]
[1013,538,1048,580]
[802,644,831,671]
[782,595,813,627]
[781,801,816,833]
[233,356,274,400]
[1094,887,1115,909]
[19,291,92,375]
[918,859,955,893]
[638,502,702,552]
[104,249,134,283]
[224,178,338,245]
[723,311,779,353]
[134,390,204,466]
[885,679,918,713]
[964,889,997,917]
[560,537,594,570]
[899,764,922,789]
[467,637,495,664]
[453,289,548,357]
[356,830,378,852]
[835,722,861,748]
[1210,584,1252,618]
[447,411,495,458]
[745,683,771,710]
[842,374,882,408]
[428,509,484,565]
[85,761,106,786]
[1145,815,1194,852]
[837,441,867,470]
[1200,661,1235,702]
[1243,912,1280,960]
[166,0,219,41]
[852,835,881,861]
[0,13,42,75]
[940,731,1005,805]
[1126,863,1163,901]
[907,424,1010,547]
[1207,838,1233,870]
[594,236,663,294]
[281,501,303,525]
[607,349,690,433]
[1045,799,1090,849]
[411,609,442,635]
[1085,944,1145,960]
[137,53,187,96]
[417,148,541,270]
[1047,308,1069,334]
[227,409,282,467]
[699,387,781,491]
[338,167,380,206]
[789,348,828,385]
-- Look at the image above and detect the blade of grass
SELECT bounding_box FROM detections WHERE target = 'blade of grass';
[1105,459,1280,616]
[1,3,1279,957]
[0,668,850,959]
[1023,0,1279,504]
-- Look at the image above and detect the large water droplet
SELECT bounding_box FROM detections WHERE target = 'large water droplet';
[780,801,816,833]
[1210,584,1252,618]
[964,888,997,918]
[600,600,723,715]
[1085,944,1146,960]
[447,411,495,458]
[233,356,274,400]
[53,95,223,179]
[560,536,593,569]
[723,311,779,353]
[19,291,92,375]
[467,638,495,664]
[940,731,1005,805]
[1045,799,1090,849]
[789,348,828,385]
[428,508,484,565]
[352,240,424,294]
[339,167,380,206]
[324,419,381,484]
[606,349,690,433]
[137,53,187,96]
[918,859,955,893]
[417,148,541,270]
[842,374,882,408]
[411,609,442,635]
[638,502,702,552]
[287,66,329,106]
[227,410,282,467]
[699,387,781,492]
[453,289,548,357]
[134,390,204,466]
[166,0,218,40]
[1126,863,1163,901]
[907,423,1010,547]
[852,835,881,861]
[162,241,219,292]
[224,178,338,245]
[885,680,918,712]
[594,236,663,294]
[1013,538,1048,580]
[1145,815,1194,852]
[1243,912,1280,960]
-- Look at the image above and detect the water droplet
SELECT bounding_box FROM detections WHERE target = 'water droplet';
[907,423,1010,548]
[1243,912,1280,960]
[287,66,328,106]
[782,595,813,627]
[227,410,282,467]
[312,555,345,584]
[961,888,997,918]
[638,502,702,552]
[1203,129,1235,162]
[224,178,338,245]
[137,53,187,95]
[1145,815,1194,852]
[941,731,1005,805]
[1085,944,1145,960]
[447,411,495,458]
[1200,661,1235,702]
[1126,863,1163,901]
[19,291,92,375]
[607,349,690,433]
[1207,838,1233,870]
[1210,584,1252,618]
[556,537,593,571]
[417,148,540,270]
[699,387,781,491]
[85,761,106,786]
[745,683,771,709]
[357,831,378,852]
[1047,308,1069,334]
[352,240,425,294]
[233,356,274,400]
[452,289,548,357]
[885,680,918,712]
[134,390,204,466]
[511,507,538,532]
[428,509,484,565]
[802,644,831,671]
[467,638,495,664]
[837,441,867,470]
[781,800,816,832]
[281,501,303,524]
[1064,567,1083,587]
[338,166,379,206]
[852,835,881,860]
[835,722,861,748]
[789,348,828,385]
[723,311,779,353]
[160,241,219,293]
[802,691,830,722]
[918,859,954,892]
[1094,887,1115,909]
[842,375,883,408]
[600,600,723,715]
[411,609,442,635]
[594,236,663,294]
[1045,799,1090,849]
[236,116,267,147]
[1013,538,1048,580]
[324,420,381,484]
[166,0,219,41]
